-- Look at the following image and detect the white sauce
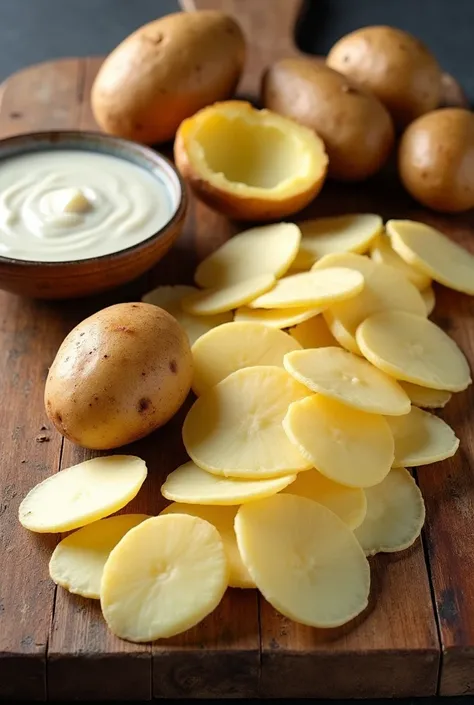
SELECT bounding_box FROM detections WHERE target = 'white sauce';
[0,150,175,262]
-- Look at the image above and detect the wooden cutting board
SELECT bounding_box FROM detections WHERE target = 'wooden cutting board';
[0,0,473,700]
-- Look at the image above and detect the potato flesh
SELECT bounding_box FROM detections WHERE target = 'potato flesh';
[182,274,275,315]
[370,234,431,290]
[289,314,340,348]
[399,381,451,409]
[421,286,435,316]
[235,305,321,329]
[386,406,459,467]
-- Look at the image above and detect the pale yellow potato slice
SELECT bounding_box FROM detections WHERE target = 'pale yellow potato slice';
[49,514,149,599]
[19,456,147,533]
[235,494,370,627]
[399,381,451,409]
[387,219,474,295]
[386,406,459,467]
[284,347,410,416]
[313,253,426,354]
[370,234,431,290]
[283,395,394,488]
[420,286,435,316]
[191,321,301,395]
[356,311,471,392]
[354,468,425,556]
[142,285,232,345]
[282,469,367,529]
[248,268,364,310]
[182,275,276,315]
[292,213,382,269]
[234,305,321,329]
[101,514,228,642]
[183,366,312,479]
[161,503,254,589]
[194,223,301,287]
[289,314,340,348]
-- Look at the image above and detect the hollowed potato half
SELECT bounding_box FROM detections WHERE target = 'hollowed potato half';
[174,101,328,221]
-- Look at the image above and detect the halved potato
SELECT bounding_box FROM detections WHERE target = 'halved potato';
[174,100,328,221]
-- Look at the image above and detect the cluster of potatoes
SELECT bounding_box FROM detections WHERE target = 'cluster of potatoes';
[92,11,474,216]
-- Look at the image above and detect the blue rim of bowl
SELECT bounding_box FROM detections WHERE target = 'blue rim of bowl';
[0,130,187,267]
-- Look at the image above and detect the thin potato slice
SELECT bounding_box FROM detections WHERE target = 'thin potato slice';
[235,494,370,627]
[191,321,301,395]
[194,223,301,287]
[421,286,435,316]
[101,515,228,642]
[49,514,149,599]
[323,309,360,353]
[284,347,410,415]
[183,366,312,479]
[386,406,459,467]
[354,468,425,556]
[399,381,451,409]
[387,219,474,295]
[142,285,232,345]
[19,456,147,533]
[283,395,394,488]
[161,461,296,505]
[283,469,367,529]
[356,311,471,392]
[234,305,321,329]
[370,234,431,290]
[248,268,364,310]
[289,314,340,348]
[161,503,254,589]
[182,275,276,315]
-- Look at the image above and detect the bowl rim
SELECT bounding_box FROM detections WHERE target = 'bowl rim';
[0,129,187,268]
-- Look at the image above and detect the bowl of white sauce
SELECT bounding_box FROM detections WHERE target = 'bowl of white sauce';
[0,131,187,298]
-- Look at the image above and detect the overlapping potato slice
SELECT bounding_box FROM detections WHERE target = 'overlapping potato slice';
[235,494,370,627]
[161,503,254,588]
[399,381,451,409]
[284,347,410,415]
[386,406,459,467]
[234,305,321,329]
[387,219,474,295]
[283,395,394,488]
[421,286,435,316]
[194,223,301,287]
[292,213,382,269]
[357,311,471,391]
[370,234,431,290]
[161,461,296,505]
[183,366,312,479]
[289,314,340,348]
[322,309,360,353]
[354,468,425,556]
[282,469,367,529]
[182,275,276,315]
[191,321,301,395]
[101,514,228,642]
[248,268,364,310]
[142,285,232,345]
[19,456,147,533]
[49,514,149,599]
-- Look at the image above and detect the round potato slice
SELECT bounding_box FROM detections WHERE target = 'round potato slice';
[370,234,431,290]
[282,469,367,529]
[323,309,360,353]
[161,503,254,589]
[49,514,149,599]
[356,311,471,392]
[421,286,435,316]
[387,219,474,295]
[161,461,296,505]
[182,275,276,315]
[142,285,232,345]
[183,366,312,479]
[386,406,459,467]
[284,347,410,415]
[234,305,321,329]
[289,314,340,348]
[283,395,394,488]
[248,268,364,310]
[354,468,425,556]
[191,321,301,395]
[19,456,147,533]
[194,223,301,287]
[399,381,451,409]
[235,494,370,627]
[101,514,228,642]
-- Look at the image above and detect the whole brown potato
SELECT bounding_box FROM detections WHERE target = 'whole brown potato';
[262,59,394,181]
[91,11,245,144]
[398,108,474,213]
[327,26,442,128]
[45,303,192,450]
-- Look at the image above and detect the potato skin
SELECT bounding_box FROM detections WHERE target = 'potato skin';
[45,303,192,450]
[262,59,394,182]
[91,11,245,144]
[398,108,474,213]
[327,26,442,128]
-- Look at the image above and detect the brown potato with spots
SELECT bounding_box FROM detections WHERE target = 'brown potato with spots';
[45,303,192,450]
